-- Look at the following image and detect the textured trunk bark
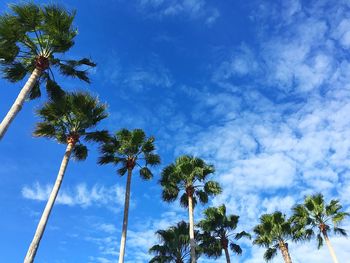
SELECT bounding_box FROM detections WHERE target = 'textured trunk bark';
[224,246,231,263]
[118,168,133,263]
[278,241,292,263]
[187,193,196,263]
[23,142,73,263]
[0,68,42,140]
[323,231,339,263]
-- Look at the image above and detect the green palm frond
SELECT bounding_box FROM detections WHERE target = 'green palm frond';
[230,243,242,255]
[2,61,27,82]
[195,189,208,204]
[45,77,65,101]
[145,153,161,166]
[263,247,277,261]
[161,185,180,202]
[235,231,251,240]
[140,167,153,180]
[204,180,222,195]
[84,130,110,143]
[117,166,128,176]
[72,143,88,160]
[28,80,41,100]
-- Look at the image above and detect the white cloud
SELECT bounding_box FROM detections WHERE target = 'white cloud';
[22,182,125,210]
[138,0,220,24]
[333,18,350,49]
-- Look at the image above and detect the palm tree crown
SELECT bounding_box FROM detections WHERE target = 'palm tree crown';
[149,221,201,263]
[160,155,221,207]
[253,211,296,262]
[0,2,95,99]
[98,128,160,176]
[198,205,250,260]
[34,91,108,157]
[291,193,349,248]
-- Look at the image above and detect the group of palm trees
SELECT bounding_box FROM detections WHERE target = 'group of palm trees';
[0,2,348,263]
[148,189,348,263]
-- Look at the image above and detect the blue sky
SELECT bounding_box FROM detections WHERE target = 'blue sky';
[1,0,350,262]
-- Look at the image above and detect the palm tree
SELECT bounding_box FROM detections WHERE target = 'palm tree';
[292,194,349,263]
[24,92,108,263]
[253,211,296,263]
[160,155,222,263]
[0,2,96,139]
[198,204,250,263]
[98,129,160,263]
[149,221,201,263]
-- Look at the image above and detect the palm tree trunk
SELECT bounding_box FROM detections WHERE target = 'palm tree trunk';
[187,193,196,263]
[278,241,292,263]
[118,168,132,263]
[0,68,42,140]
[23,142,73,263]
[322,231,339,263]
[224,247,231,263]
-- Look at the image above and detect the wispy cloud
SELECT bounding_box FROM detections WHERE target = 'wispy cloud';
[137,0,220,25]
[22,182,125,210]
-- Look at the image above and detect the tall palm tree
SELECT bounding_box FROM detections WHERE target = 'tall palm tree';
[24,92,108,263]
[0,2,96,139]
[253,211,296,263]
[198,204,250,263]
[160,155,222,263]
[149,221,201,263]
[292,194,349,263]
[98,129,160,263]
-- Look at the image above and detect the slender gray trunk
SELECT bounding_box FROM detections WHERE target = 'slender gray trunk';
[23,142,73,263]
[323,231,339,263]
[278,240,292,263]
[187,193,196,263]
[224,246,231,263]
[118,168,132,263]
[0,68,42,140]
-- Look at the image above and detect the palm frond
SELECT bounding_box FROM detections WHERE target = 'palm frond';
[72,143,88,161]
[139,167,153,180]
[230,243,242,255]
[263,247,277,261]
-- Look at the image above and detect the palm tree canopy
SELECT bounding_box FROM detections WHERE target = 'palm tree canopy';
[149,221,201,263]
[98,128,160,177]
[253,211,295,261]
[292,193,349,248]
[34,92,108,160]
[0,2,95,99]
[198,204,250,258]
[160,155,222,207]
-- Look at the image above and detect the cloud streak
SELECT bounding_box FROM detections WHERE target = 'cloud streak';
[22,182,125,210]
